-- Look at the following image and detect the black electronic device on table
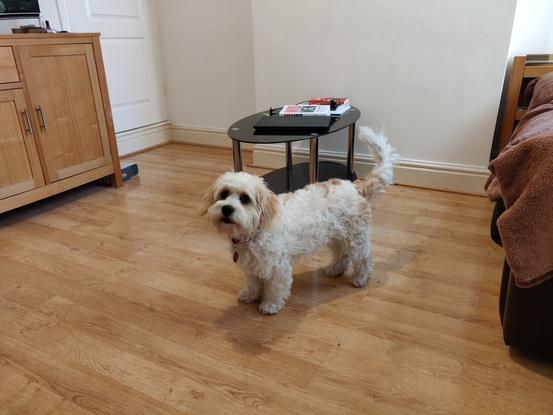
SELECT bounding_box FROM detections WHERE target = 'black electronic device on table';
[0,0,40,19]
[253,115,332,133]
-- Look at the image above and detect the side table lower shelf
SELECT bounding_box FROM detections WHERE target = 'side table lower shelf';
[262,161,357,194]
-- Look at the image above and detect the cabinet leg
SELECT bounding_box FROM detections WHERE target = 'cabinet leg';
[110,172,124,187]
[110,158,124,187]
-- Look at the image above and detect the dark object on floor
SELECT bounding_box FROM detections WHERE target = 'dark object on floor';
[120,161,139,182]
[492,201,553,357]
[99,162,138,185]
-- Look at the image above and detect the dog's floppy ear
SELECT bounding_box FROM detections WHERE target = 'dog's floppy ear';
[256,179,278,229]
[198,183,216,216]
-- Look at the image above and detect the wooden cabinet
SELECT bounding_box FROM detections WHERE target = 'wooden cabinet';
[0,89,44,199]
[19,44,112,182]
[0,34,122,214]
[0,47,19,83]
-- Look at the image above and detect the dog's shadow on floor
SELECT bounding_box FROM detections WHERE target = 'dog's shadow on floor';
[214,267,386,356]
[214,245,423,355]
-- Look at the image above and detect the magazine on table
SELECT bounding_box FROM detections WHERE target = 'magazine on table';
[279,105,331,116]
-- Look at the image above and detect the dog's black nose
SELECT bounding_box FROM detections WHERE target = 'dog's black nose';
[221,205,234,217]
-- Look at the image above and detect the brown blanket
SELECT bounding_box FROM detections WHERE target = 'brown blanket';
[486,72,553,288]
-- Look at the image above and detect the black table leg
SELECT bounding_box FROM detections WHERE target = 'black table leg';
[309,138,319,183]
[347,122,356,180]
[232,140,242,172]
[286,142,293,190]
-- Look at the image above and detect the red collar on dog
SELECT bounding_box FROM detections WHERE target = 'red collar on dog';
[231,238,245,262]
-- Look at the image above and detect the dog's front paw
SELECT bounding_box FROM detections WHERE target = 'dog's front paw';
[350,273,370,288]
[350,263,372,288]
[259,301,284,315]
[238,287,259,304]
[324,261,348,278]
[350,278,368,288]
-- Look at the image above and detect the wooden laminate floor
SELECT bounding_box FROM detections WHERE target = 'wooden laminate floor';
[0,143,552,414]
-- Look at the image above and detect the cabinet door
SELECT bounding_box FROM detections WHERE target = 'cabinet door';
[0,89,44,200]
[18,44,112,183]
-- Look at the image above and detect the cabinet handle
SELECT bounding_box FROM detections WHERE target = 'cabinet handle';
[21,110,33,135]
[36,106,47,131]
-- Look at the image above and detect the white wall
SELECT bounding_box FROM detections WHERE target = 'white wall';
[157,0,255,133]
[508,0,553,56]
[0,1,523,192]
[252,0,517,173]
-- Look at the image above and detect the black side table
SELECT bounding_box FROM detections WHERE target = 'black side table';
[227,106,361,194]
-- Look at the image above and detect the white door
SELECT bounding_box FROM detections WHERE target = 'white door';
[56,0,166,133]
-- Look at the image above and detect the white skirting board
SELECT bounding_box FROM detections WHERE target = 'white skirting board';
[116,121,172,157]
[123,124,489,195]
[118,123,252,157]
[171,124,254,150]
[253,144,489,196]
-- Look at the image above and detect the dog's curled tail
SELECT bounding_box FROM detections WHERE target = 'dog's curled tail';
[357,126,399,199]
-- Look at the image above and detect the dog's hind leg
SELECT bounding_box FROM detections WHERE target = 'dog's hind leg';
[349,233,373,288]
[259,260,293,315]
[239,274,263,303]
[324,239,350,278]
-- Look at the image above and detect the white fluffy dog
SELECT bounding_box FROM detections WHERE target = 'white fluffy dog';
[201,127,398,314]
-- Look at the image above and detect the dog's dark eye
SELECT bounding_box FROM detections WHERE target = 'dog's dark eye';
[220,190,229,200]
[240,194,251,204]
